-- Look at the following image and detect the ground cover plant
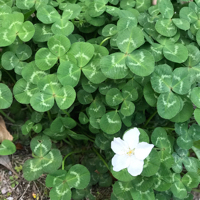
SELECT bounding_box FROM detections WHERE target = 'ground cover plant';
[1,0,200,199]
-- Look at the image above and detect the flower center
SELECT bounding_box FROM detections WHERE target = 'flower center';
[127,149,135,156]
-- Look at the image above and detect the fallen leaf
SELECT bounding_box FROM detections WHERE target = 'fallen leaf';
[0,115,13,142]
[15,143,23,150]
[0,156,17,175]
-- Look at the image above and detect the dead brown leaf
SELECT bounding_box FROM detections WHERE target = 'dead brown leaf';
[0,115,13,142]
[0,156,17,175]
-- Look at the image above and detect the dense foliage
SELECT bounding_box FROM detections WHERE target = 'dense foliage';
[1,0,200,199]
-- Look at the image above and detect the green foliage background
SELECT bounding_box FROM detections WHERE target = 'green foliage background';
[0,0,200,199]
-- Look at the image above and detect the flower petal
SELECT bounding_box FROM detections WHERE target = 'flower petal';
[112,154,131,172]
[111,137,129,155]
[127,155,144,176]
[123,128,140,149]
[135,142,154,160]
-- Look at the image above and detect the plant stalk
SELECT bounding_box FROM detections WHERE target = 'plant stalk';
[0,110,15,123]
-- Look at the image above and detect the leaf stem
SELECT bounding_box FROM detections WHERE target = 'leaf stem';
[143,110,157,128]
[100,37,111,46]
[47,111,52,121]
[62,110,70,117]
[92,147,109,170]
[2,69,16,84]
[62,150,83,170]
[0,110,15,123]
[63,138,73,147]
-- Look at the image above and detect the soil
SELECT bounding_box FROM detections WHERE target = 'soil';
[0,146,112,200]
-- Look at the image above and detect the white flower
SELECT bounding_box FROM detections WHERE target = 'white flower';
[111,127,154,176]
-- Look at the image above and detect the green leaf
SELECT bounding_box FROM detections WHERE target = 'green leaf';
[30,135,51,157]
[155,19,177,37]
[0,28,16,47]
[95,133,110,150]
[183,157,199,173]
[194,108,200,125]
[21,120,34,135]
[102,24,117,37]
[16,0,35,9]
[141,149,161,177]
[136,0,151,12]
[13,79,39,104]
[55,86,76,110]
[184,45,200,67]
[172,68,191,95]
[48,34,71,57]
[120,101,135,116]
[21,62,47,85]
[100,111,122,134]
[157,92,181,119]
[111,167,135,182]
[182,172,199,189]
[18,21,35,42]
[151,127,171,149]
[57,61,81,87]
[171,180,187,199]
[0,140,16,155]
[143,82,158,107]
[1,51,18,70]
[113,181,132,199]
[68,42,94,68]
[132,176,154,192]
[88,1,106,17]
[0,83,13,109]
[66,164,90,189]
[81,76,98,93]
[35,48,58,70]
[170,98,193,123]
[33,23,54,42]
[191,87,200,108]
[158,0,174,18]
[100,53,128,79]
[30,92,54,112]
[179,7,198,23]
[163,43,188,63]
[88,99,106,118]
[172,19,190,31]
[117,27,144,53]
[106,88,123,107]
[37,5,60,24]
[153,165,172,191]
[126,49,155,77]
[62,3,81,20]
[51,18,74,36]
[77,90,93,105]
[79,112,89,124]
